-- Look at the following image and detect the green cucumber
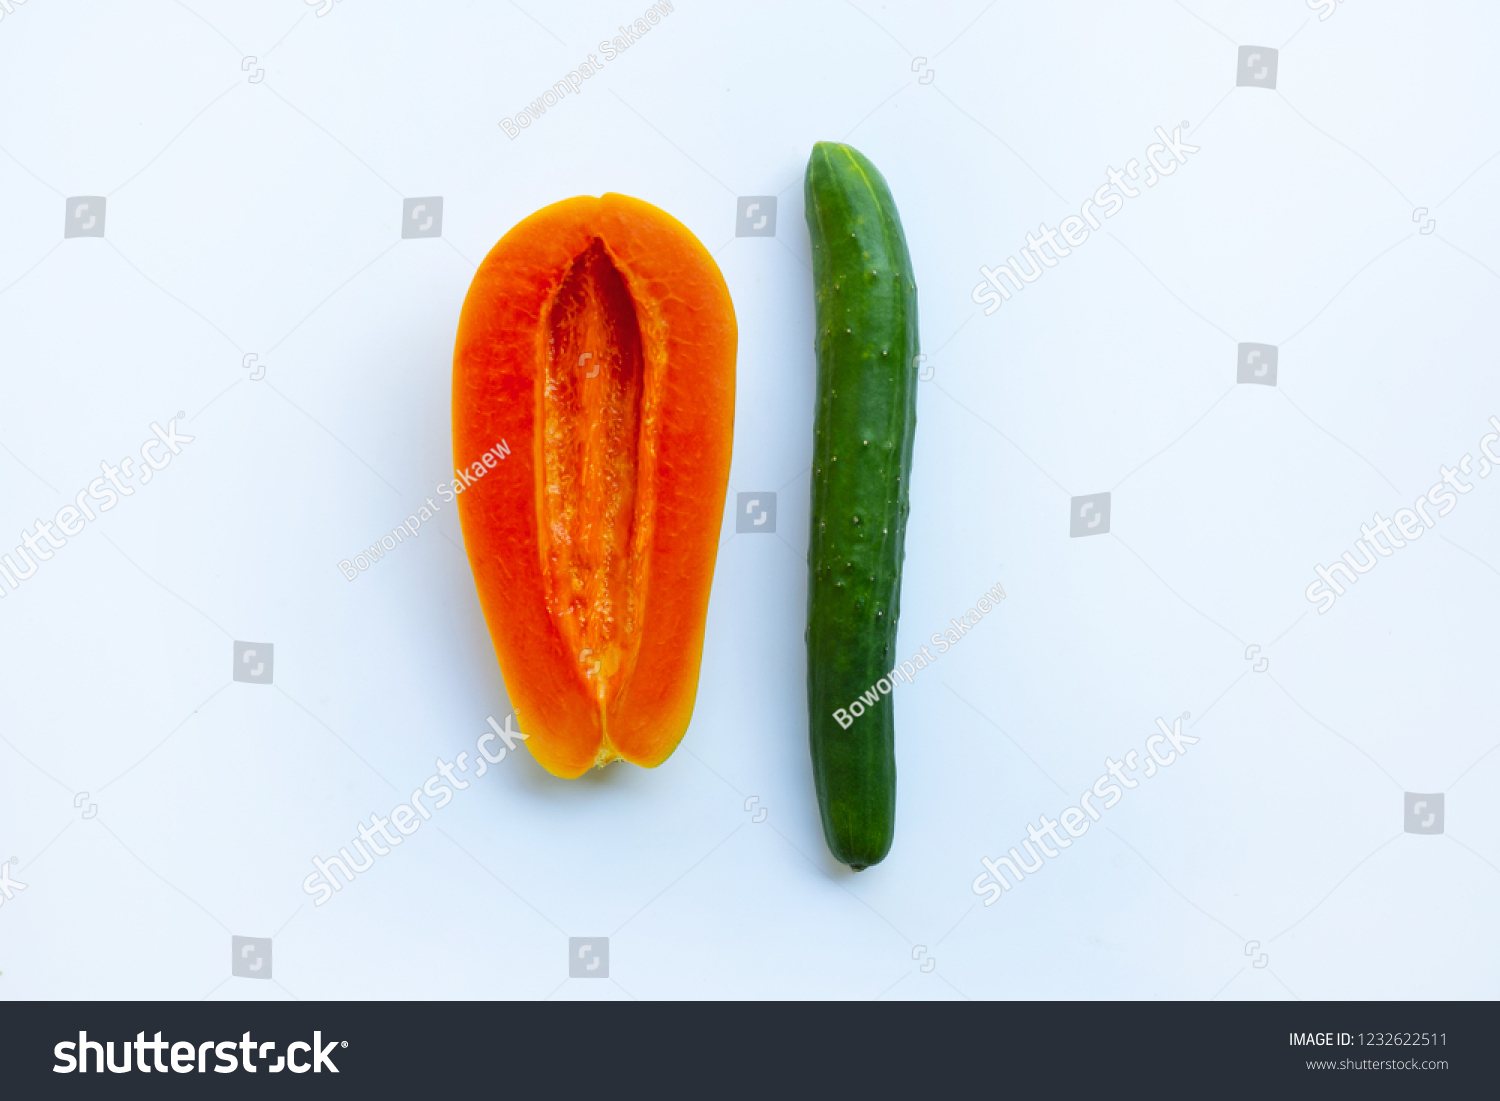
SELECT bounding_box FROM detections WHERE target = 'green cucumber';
[803,142,919,870]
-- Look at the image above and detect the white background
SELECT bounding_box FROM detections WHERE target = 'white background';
[1,0,1497,1000]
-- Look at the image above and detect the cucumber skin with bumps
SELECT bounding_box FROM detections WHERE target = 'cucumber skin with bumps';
[803,142,919,870]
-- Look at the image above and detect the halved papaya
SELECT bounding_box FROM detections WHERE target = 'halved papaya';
[452,194,736,778]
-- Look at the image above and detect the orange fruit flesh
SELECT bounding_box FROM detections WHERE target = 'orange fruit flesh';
[452,195,736,777]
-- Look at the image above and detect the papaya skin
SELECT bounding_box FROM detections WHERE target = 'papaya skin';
[452,194,736,778]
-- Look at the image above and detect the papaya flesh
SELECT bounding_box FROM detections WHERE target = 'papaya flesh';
[452,194,736,778]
